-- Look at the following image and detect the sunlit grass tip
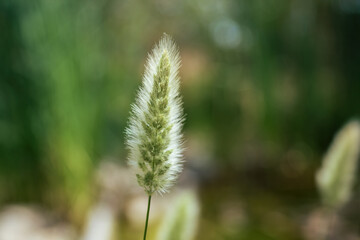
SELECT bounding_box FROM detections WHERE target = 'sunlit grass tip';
[125,33,184,196]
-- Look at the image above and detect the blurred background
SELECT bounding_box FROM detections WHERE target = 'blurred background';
[0,0,360,239]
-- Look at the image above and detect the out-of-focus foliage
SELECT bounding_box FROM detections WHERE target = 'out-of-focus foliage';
[156,191,200,240]
[317,120,360,209]
[16,0,107,223]
[0,0,360,239]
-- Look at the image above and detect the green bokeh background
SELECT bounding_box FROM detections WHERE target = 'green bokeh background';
[0,0,360,239]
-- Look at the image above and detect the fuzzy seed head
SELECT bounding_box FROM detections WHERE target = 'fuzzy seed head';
[125,34,184,195]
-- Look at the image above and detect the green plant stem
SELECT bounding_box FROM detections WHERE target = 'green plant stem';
[143,195,152,240]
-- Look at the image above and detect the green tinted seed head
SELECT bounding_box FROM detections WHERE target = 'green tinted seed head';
[126,34,184,195]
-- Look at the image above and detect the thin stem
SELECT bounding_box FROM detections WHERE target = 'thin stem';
[143,195,152,240]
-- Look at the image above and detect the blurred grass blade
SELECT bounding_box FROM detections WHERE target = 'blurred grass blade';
[18,0,106,223]
[156,191,200,240]
[82,203,116,240]
[316,120,360,208]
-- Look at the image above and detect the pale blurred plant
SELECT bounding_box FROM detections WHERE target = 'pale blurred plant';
[156,191,200,240]
[125,34,184,240]
[316,120,360,209]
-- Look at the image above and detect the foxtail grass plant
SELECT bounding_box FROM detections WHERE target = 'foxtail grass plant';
[316,120,360,209]
[156,191,200,240]
[125,34,184,240]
